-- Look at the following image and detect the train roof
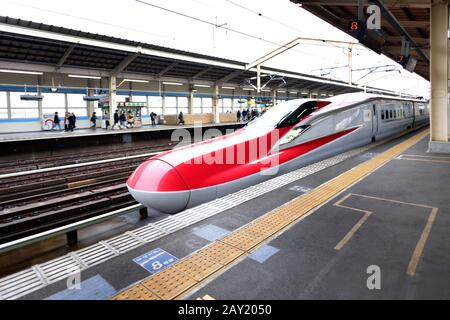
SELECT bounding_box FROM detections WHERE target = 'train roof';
[317,92,428,114]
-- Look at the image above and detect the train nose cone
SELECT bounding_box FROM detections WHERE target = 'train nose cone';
[127,159,190,214]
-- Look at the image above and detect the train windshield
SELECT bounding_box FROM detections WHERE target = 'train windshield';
[245,99,321,130]
[245,100,308,130]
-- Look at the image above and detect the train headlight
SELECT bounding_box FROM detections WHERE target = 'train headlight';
[278,125,310,146]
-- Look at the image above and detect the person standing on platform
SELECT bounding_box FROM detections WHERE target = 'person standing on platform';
[113,110,119,129]
[150,112,156,126]
[236,109,241,122]
[64,112,70,132]
[104,111,110,130]
[127,110,135,128]
[53,112,61,131]
[71,112,77,129]
[178,111,185,125]
[242,109,247,122]
[119,111,127,129]
[68,112,75,132]
[90,112,97,129]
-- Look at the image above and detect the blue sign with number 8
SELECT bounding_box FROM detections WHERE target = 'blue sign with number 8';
[133,248,178,274]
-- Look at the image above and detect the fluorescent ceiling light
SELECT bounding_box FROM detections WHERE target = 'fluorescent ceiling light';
[68,74,101,79]
[261,89,271,92]
[194,84,211,88]
[221,86,235,90]
[301,92,309,95]
[243,88,254,91]
[290,91,298,94]
[163,81,183,86]
[320,93,327,96]
[0,69,43,75]
[124,79,149,83]
[277,90,286,93]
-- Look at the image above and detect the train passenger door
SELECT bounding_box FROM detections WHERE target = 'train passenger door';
[371,104,378,141]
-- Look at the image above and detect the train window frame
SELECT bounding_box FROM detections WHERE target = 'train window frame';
[390,110,393,119]
[276,101,320,128]
[381,110,385,120]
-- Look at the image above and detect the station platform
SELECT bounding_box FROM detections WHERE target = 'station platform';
[0,122,245,162]
[0,122,243,143]
[2,127,449,300]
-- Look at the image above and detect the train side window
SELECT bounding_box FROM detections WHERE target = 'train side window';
[381,110,385,120]
[390,110,393,119]
[385,110,389,119]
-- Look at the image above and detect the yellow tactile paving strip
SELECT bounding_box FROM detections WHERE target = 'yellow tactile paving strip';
[113,129,429,300]
[112,283,161,300]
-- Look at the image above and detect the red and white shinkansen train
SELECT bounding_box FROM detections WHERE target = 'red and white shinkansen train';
[127,93,429,214]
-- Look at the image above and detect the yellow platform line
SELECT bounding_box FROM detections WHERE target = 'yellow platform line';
[112,129,429,300]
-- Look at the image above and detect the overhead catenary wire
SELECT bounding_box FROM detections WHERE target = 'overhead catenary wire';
[134,0,359,58]
[223,0,370,52]
[0,0,175,41]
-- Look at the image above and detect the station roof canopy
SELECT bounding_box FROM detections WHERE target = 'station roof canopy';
[0,16,405,96]
[291,0,430,80]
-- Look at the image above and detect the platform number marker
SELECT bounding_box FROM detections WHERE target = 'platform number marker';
[133,248,178,274]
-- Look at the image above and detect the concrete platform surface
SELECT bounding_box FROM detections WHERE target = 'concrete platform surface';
[4,128,449,300]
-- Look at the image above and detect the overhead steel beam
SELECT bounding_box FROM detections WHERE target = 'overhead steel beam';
[372,0,430,65]
[157,61,179,76]
[295,0,430,8]
[56,44,75,68]
[112,53,139,75]
[246,37,355,70]
[217,70,243,83]
[386,36,429,45]
[301,82,326,90]
[394,20,429,28]
[191,67,211,79]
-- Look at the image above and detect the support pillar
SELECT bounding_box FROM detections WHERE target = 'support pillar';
[188,85,194,114]
[6,91,11,119]
[66,230,78,246]
[272,89,277,106]
[109,76,116,127]
[256,64,261,93]
[139,207,148,219]
[348,43,353,85]
[429,0,450,152]
[213,84,220,123]
[37,75,43,120]
[87,79,95,118]
[161,83,166,117]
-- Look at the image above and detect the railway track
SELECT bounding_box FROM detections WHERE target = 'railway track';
[0,149,169,243]
[0,141,174,175]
